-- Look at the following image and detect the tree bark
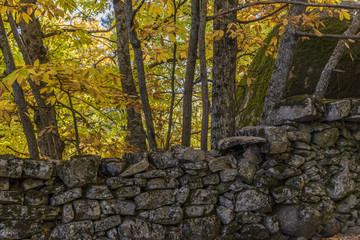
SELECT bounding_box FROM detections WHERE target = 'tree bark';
[260,0,307,125]
[12,0,65,159]
[113,0,147,151]
[0,15,39,159]
[124,0,157,149]
[181,0,200,147]
[211,0,237,149]
[313,10,360,99]
[199,0,209,151]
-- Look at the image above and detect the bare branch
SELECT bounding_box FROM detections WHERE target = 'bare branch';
[237,4,288,24]
[43,25,116,38]
[296,31,360,40]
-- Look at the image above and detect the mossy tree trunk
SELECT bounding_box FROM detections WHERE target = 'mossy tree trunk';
[211,0,237,149]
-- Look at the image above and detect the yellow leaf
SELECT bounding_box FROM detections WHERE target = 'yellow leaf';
[42,72,50,82]
[38,128,48,137]
[34,9,41,19]
[16,13,22,24]
[27,7,33,16]
[343,12,351,20]
[313,28,323,37]
[348,39,355,43]
[344,42,350,49]
[3,111,10,122]
[34,59,40,67]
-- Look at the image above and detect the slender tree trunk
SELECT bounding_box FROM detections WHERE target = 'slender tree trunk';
[211,0,237,149]
[10,0,65,159]
[0,15,39,159]
[260,0,307,125]
[182,0,200,147]
[199,0,209,151]
[313,10,360,99]
[166,0,178,150]
[124,0,157,149]
[113,0,147,151]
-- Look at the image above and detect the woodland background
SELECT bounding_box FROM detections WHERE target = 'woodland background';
[0,0,358,159]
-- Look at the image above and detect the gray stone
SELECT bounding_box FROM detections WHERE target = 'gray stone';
[312,128,340,148]
[94,215,121,232]
[325,100,351,121]
[266,165,301,180]
[100,158,127,177]
[165,167,184,178]
[304,182,326,196]
[277,205,321,239]
[0,178,9,190]
[287,131,311,144]
[113,185,141,198]
[336,194,358,213]
[149,151,178,169]
[188,189,218,205]
[180,160,208,171]
[202,174,220,186]
[121,159,149,177]
[84,185,113,199]
[21,179,43,191]
[217,136,266,151]
[135,190,175,209]
[40,183,65,195]
[50,220,95,240]
[118,217,165,240]
[0,158,23,178]
[320,216,342,237]
[62,203,74,223]
[100,200,136,215]
[134,170,166,179]
[236,211,262,224]
[238,126,289,154]
[327,167,355,200]
[239,224,270,240]
[0,220,41,239]
[293,141,311,150]
[238,158,256,184]
[0,205,59,220]
[106,177,134,189]
[23,160,53,180]
[179,175,203,189]
[184,205,214,218]
[219,169,238,182]
[73,199,101,220]
[176,147,205,162]
[175,187,190,205]
[106,228,119,240]
[57,155,101,188]
[146,178,179,190]
[149,206,183,225]
[271,187,299,203]
[263,216,279,235]
[25,190,48,206]
[0,190,24,204]
[208,156,236,172]
[216,206,234,224]
[180,216,220,240]
[235,190,272,212]
[219,196,234,210]
[286,155,306,168]
[50,188,82,206]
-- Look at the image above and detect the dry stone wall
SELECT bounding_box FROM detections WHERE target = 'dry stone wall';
[2,99,360,239]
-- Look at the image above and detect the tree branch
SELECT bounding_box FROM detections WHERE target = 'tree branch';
[296,31,360,40]
[43,25,116,38]
[237,4,288,24]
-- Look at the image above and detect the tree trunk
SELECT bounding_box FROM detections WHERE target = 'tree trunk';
[211,0,237,149]
[124,0,157,149]
[0,15,39,159]
[199,0,209,151]
[113,0,147,151]
[13,0,65,159]
[313,10,360,99]
[181,0,200,147]
[260,0,307,125]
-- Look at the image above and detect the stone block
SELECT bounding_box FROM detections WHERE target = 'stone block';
[0,157,23,178]
[50,188,82,206]
[73,199,101,220]
[23,160,53,180]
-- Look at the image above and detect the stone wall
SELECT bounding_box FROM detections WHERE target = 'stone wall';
[2,99,360,239]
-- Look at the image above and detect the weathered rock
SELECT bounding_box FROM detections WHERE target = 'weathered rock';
[123,152,148,164]
[100,158,127,177]
[149,206,183,225]
[23,160,53,180]
[113,185,141,198]
[263,216,279,235]
[84,185,113,199]
[180,160,208,171]
[50,188,82,206]
[327,167,355,200]
[202,174,220,186]
[146,178,179,190]
[175,187,190,205]
[50,220,95,240]
[149,151,178,169]
[235,190,273,212]
[184,205,214,218]
[271,187,299,203]
[321,216,342,237]
[0,178,9,190]
[57,155,101,188]
[286,155,306,168]
[287,131,311,144]
[220,169,238,182]
[40,183,65,195]
[73,199,101,220]
[217,136,266,151]
[236,211,262,224]
[325,100,351,121]
[304,182,326,196]
[336,194,357,213]
[187,189,218,205]
[179,175,203,189]
[0,205,59,220]
[0,158,23,178]
[106,228,119,240]
[25,190,48,206]
[0,220,41,239]
[208,156,236,173]
[180,216,220,240]
[106,177,135,189]
[100,200,136,215]
[174,146,205,161]
[219,195,234,210]
[237,126,289,154]
[134,190,175,209]
[94,215,121,232]
[266,165,301,180]
[118,217,165,240]
[277,205,321,239]
[21,179,43,191]
[62,203,74,223]
[239,224,270,240]
[0,190,24,204]
[312,128,340,148]
[238,158,256,184]
[216,206,235,224]
[121,159,150,177]
[134,170,167,179]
